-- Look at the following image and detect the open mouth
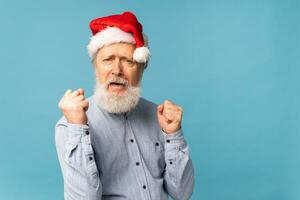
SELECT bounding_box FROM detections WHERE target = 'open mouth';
[109,82,126,86]
[108,82,127,92]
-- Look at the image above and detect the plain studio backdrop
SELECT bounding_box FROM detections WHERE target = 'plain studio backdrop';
[0,0,299,199]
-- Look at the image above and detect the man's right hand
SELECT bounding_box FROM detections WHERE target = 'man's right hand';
[58,88,89,125]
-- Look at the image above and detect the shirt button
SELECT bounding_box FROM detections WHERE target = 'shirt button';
[169,161,173,165]
[86,131,89,135]
[136,162,140,166]
[89,157,93,161]
[143,185,146,189]
[155,142,159,146]
[166,139,170,143]
[130,139,134,143]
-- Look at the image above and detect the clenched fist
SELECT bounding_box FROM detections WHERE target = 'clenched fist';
[58,88,89,125]
[157,100,183,134]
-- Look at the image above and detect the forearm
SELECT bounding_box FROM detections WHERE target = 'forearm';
[163,129,194,200]
[55,122,102,200]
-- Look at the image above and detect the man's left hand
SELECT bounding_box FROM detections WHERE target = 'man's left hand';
[157,100,183,134]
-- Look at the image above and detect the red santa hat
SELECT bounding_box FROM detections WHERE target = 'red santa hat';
[87,11,150,63]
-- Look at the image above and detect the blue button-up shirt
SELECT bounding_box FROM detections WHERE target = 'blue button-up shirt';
[55,95,194,200]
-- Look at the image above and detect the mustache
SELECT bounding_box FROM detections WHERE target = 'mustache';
[105,76,129,87]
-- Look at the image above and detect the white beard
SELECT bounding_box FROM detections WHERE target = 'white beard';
[93,76,141,114]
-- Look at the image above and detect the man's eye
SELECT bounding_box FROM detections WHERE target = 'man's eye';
[126,59,133,64]
[103,58,112,62]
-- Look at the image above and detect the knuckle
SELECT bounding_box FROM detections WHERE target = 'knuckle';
[58,100,66,109]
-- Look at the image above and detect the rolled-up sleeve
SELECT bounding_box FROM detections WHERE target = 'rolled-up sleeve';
[162,129,194,200]
[55,119,102,200]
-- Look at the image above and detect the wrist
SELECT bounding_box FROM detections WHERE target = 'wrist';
[66,117,88,125]
[162,126,181,134]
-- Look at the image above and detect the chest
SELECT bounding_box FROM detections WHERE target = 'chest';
[89,114,166,178]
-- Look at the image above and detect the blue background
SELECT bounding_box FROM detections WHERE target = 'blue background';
[0,0,299,199]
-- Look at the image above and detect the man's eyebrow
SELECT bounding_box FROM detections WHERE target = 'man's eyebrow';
[102,55,115,59]
[120,56,133,60]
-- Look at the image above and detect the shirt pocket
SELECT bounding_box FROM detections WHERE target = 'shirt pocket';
[145,140,166,179]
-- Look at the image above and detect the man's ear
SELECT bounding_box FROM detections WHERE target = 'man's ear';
[143,61,148,70]
[92,49,101,68]
[139,63,145,75]
[139,64,146,81]
[92,58,97,68]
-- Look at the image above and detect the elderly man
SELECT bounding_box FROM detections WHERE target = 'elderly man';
[55,11,194,200]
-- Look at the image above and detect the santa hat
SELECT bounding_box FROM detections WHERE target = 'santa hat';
[87,11,150,63]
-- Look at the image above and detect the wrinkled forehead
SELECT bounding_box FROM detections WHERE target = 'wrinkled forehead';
[96,43,136,59]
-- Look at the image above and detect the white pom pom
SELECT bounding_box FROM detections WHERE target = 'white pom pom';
[133,47,150,63]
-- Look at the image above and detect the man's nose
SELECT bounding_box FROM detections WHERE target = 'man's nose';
[111,59,123,76]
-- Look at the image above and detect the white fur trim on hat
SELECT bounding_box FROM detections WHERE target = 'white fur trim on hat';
[87,27,135,59]
[87,27,150,63]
